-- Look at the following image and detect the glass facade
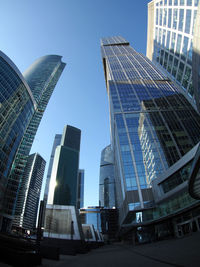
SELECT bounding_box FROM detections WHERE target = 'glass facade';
[43,134,62,203]
[2,55,65,229]
[77,169,84,209]
[150,0,200,105]
[18,153,46,229]
[99,145,115,208]
[48,125,81,206]
[101,36,200,224]
[80,207,102,232]
[125,190,199,225]
[160,160,192,193]
[0,51,35,220]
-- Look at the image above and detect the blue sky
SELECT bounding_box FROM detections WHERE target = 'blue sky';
[0,0,149,207]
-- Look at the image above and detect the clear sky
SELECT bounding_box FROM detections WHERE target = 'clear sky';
[0,0,149,207]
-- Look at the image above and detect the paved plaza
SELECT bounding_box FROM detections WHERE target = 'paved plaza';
[0,232,199,266]
[41,232,200,267]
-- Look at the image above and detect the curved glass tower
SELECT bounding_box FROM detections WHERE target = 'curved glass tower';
[0,51,36,223]
[1,55,65,230]
[99,145,115,208]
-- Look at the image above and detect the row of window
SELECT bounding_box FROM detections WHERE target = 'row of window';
[156,6,197,35]
[156,0,199,7]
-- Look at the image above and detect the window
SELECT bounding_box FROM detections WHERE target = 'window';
[187,41,193,65]
[170,32,176,53]
[185,10,191,34]
[173,9,178,30]
[156,8,159,25]
[178,9,184,32]
[181,36,189,60]
[163,8,167,26]
[166,31,171,49]
[177,62,185,82]
[187,0,192,6]
[172,58,178,77]
[160,8,163,26]
[162,29,166,47]
[168,8,172,28]
[175,34,182,57]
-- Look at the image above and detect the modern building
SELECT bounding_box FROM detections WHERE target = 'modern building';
[77,169,84,209]
[0,51,36,231]
[48,125,81,206]
[44,134,62,204]
[147,0,200,110]
[80,207,102,233]
[44,204,84,241]
[12,153,46,230]
[101,36,200,234]
[80,206,118,241]
[100,208,118,241]
[99,145,115,208]
[188,143,200,199]
[1,55,65,231]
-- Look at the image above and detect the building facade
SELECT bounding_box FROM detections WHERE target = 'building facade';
[80,206,118,241]
[99,145,115,208]
[1,55,65,230]
[147,0,200,110]
[44,134,62,204]
[101,36,200,228]
[80,207,102,233]
[14,153,46,230]
[0,51,37,231]
[48,125,81,206]
[77,169,84,209]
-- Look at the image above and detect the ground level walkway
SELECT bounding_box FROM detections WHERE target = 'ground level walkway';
[0,232,199,266]
[42,232,200,267]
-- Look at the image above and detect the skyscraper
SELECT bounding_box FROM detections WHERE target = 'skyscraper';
[77,169,84,209]
[1,55,65,230]
[0,51,36,231]
[147,0,200,110]
[99,145,115,208]
[101,36,200,226]
[48,125,81,206]
[14,153,46,230]
[44,134,62,204]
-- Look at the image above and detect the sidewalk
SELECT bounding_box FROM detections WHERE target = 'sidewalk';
[41,232,200,267]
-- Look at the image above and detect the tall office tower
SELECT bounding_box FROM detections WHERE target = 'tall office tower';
[146,0,200,110]
[2,55,65,230]
[48,125,81,206]
[43,134,62,203]
[13,153,45,230]
[101,36,200,225]
[0,51,36,231]
[99,145,115,208]
[77,169,84,209]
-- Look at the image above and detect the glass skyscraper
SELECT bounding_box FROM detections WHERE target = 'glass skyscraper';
[147,0,200,110]
[101,36,200,225]
[48,125,81,206]
[44,134,62,204]
[15,153,46,230]
[77,169,84,209]
[0,51,36,231]
[99,145,115,208]
[1,55,65,230]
